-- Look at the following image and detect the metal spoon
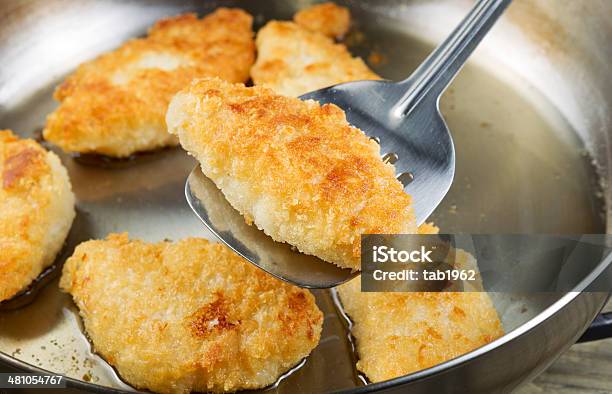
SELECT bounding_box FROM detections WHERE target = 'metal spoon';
[186,0,511,288]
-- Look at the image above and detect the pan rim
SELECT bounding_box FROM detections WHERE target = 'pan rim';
[0,0,610,391]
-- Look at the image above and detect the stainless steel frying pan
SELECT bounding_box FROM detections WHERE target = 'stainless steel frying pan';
[0,0,611,393]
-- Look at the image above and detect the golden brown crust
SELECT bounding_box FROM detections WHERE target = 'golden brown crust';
[294,2,351,38]
[44,9,255,157]
[2,146,45,189]
[337,278,504,382]
[251,20,379,97]
[417,222,439,235]
[167,78,415,270]
[0,130,75,301]
[338,219,502,382]
[60,234,322,394]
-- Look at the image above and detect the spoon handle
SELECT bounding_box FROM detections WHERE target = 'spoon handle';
[393,0,511,117]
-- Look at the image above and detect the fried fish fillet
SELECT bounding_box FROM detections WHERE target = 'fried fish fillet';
[167,78,416,270]
[251,19,379,97]
[336,278,504,382]
[337,224,503,382]
[60,234,323,394]
[44,9,255,157]
[294,2,351,39]
[0,130,75,301]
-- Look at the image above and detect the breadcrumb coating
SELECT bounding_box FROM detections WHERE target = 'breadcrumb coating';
[417,222,439,235]
[294,2,351,39]
[44,9,255,157]
[337,278,504,382]
[0,130,75,301]
[337,222,503,382]
[167,78,415,270]
[251,20,379,97]
[60,234,323,394]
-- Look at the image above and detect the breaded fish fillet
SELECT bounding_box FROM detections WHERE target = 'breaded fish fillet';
[0,130,75,301]
[167,78,416,270]
[336,279,504,382]
[60,234,323,394]
[294,2,351,39]
[251,19,379,97]
[337,224,503,382]
[44,9,255,157]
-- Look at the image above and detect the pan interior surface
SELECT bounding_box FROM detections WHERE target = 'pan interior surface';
[0,0,607,392]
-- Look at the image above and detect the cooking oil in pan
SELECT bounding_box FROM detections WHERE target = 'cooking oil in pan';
[0,28,605,394]
[330,289,369,386]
